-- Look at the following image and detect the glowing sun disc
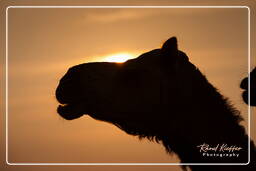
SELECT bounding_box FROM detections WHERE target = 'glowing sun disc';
[104,53,135,63]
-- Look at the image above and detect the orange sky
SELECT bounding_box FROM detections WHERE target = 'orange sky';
[1,1,256,171]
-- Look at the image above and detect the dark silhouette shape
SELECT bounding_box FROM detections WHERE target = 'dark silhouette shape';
[240,67,256,106]
[56,37,255,170]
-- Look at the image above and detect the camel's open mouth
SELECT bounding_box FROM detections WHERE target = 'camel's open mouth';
[56,82,86,120]
[57,102,85,120]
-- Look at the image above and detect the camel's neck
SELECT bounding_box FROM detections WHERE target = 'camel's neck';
[159,62,255,170]
[162,102,255,171]
[160,66,254,164]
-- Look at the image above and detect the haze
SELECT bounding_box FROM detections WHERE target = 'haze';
[2,6,254,171]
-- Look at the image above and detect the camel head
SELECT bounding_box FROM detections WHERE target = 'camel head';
[55,37,211,138]
[240,67,256,106]
[55,37,255,168]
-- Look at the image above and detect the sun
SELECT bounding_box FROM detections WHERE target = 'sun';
[104,53,136,63]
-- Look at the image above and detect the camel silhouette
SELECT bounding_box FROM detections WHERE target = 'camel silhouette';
[241,67,256,106]
[56,37,255,170]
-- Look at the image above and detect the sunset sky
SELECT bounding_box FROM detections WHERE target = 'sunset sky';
[1,1,256,171]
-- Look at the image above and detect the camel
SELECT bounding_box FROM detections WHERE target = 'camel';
[240,67,256,106]
[55,37,255,171]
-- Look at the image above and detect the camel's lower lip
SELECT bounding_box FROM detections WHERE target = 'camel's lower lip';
[242,90,256,106]
[57,103,85,120]
[242,91,248,105]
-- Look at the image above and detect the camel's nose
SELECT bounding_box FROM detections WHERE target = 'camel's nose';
[56,67,83,104]
[56,83,74,104]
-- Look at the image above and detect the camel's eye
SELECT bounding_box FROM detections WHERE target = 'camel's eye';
[118,68,144,87]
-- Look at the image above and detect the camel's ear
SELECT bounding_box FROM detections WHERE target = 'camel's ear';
[161,37,178,53]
